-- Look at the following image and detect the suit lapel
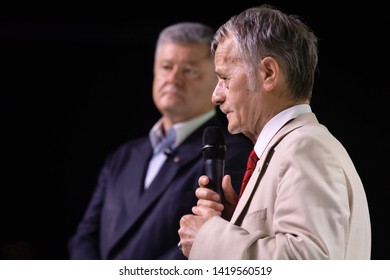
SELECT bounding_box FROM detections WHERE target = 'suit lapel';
[107,125,208,254]
[107,114,224,255]
[231,115,310,224]
[110,157,181,247]
[106,142,151,251]
[231,141,274,224]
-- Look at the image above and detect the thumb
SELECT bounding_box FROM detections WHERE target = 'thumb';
[221,174,238,220]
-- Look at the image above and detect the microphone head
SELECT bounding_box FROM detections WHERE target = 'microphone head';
[202,126,226,160]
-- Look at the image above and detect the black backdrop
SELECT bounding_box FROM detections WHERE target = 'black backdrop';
[1,1,389,259]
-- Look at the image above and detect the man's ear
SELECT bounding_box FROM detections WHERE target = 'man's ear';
[260,56,279,92]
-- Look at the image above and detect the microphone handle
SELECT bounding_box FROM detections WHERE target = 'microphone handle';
[204,158,225,203]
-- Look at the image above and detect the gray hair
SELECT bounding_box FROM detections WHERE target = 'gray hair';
[155,22,215,60]
[211,4,318,100]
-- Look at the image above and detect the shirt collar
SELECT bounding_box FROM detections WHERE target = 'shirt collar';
[254,104,312,159]
[149,109,216,149]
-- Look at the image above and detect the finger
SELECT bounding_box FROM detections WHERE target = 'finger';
[198,175,209,188]
[192,204,222,218]
[221,175,238,220]
[180,240,191,258]
[178,214,207,258]
[195,186,220,201]
[222,174,238,205]
[178,215,193,258]
[196,198,224,212]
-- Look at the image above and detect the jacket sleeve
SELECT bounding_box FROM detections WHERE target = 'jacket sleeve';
[67,163,109,259]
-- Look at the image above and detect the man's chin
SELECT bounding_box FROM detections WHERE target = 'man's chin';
[160,99,181,109]
[227,123,241,135]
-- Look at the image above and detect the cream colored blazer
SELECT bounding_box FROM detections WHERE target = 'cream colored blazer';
[189,113,371,259]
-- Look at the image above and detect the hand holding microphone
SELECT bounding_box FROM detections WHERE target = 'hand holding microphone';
[178,126,232,254]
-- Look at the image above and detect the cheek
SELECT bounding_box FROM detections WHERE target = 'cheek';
[153,75,163,91]
[231,92,247,113]
[152,85,159,104]
[233,94,253,126]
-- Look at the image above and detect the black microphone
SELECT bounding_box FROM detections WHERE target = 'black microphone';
[202,126,226,203]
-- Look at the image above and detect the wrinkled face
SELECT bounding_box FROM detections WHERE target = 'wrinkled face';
[212,37,262,137]
[153,42,217,124]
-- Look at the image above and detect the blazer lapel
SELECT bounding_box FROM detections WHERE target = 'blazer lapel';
[108,134,203,254]
[231,142,274,224]
[230,114,311,225]
[107,113,224,255]
[106,142,151,251]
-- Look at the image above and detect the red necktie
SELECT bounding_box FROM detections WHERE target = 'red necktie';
[239,149,259,198]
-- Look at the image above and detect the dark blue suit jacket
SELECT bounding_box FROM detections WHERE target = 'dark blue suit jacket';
[68,112,252,259]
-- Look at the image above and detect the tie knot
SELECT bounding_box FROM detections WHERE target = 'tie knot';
[248,149,259,166]
[154,129,176,155]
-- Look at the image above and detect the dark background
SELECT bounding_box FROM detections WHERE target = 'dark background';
[1,1,388,259]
